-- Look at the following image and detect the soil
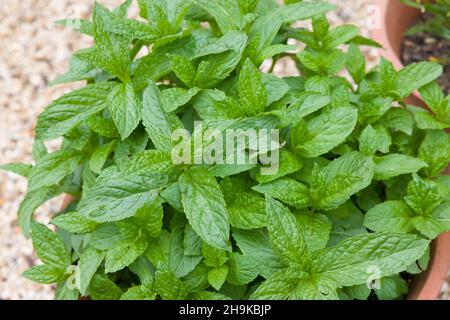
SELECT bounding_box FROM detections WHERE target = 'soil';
[402,13,450,93]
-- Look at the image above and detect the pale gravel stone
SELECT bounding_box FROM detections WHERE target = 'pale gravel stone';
[0,0,447,300]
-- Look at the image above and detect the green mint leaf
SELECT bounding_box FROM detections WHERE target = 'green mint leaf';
[56,18,93,36]
[143,231,171,266]
[431,201,450,231]
[232,229,285,279]
[311,233,429,287]
[78,166,169,222]
[227,193,267,230]
[346,44,365,84]
[226,253,258,286]
[342,284,371,300]
[359,125,379,156]
[154,267,188,300]
[239,59,268,116]
[28,150,82,192]
[89,141,116,174]
[104,221,149,273]
[89,274,123,300]
[312,15,330,39]
[120,286,156,300]
[18,189,56,237]
[404,174,444,215]
[181,262,210,292]
[179,167,231,251]
[196,0,245,34]
[349,35,382,48]
[382,108,414,136]
[192,89,244,120]
[90,3,132,82]
[124,150,175,176]
[374,154,428,180]
[266,197,308,267]
[250,271,298,300]
[51,212,99,234]
[31,222,71,271]
[256,150,303,184]
[364,201,415,233]
[292,107,357,158]
[407,105,450,130]
[412,215,448,239]
[161,182,184,212]
[22,265,66,284]
[277,2,336,23]
[142,81,184,152]
[134,198,164,238]
[194,31,248,88]
[253,178,312,209]
[290,277,339,300]
[419,82,447,118]
[132,36,198,91]
[113,131,149,169]
[87,114,120,138]
[295,212,331,252]
[327,201,368,245]
[0,163,33,178]
[50,55,100,86]
[397,62,443,98]
[379,57,398,93]
[207,265,229,290]
[359,124,391,155]
[297,49,347,75]
[246,11,283,62]
[108,83,142,140]
[129,256,155,286]
[317,152,374,210]
[418,130,450,177]
[78,247,106,296]
[322,25,359,49]
[55,282,80,301]
[374,275,408,300]
[183,224,202,256]
[358,96,393,125]
[286,93,331,124]
[167,54,196,87]
[258,44,297,65]
[147,0,193,34]
[161,87,200,113]
[168,231,202,277]
[32,140,48,162]
[262,74,290,105]
[36,82,115,140]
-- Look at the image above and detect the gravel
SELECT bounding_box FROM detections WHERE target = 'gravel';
[0,0,447,300]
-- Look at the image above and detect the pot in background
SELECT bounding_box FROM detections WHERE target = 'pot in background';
[371,0,424,106]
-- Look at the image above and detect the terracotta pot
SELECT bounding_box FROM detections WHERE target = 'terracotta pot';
[372,0,450,300]
[371,0,425,106]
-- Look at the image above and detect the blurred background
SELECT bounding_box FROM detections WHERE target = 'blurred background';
[0,0,447,300]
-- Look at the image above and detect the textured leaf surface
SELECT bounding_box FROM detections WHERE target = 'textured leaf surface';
[179,167,230,251]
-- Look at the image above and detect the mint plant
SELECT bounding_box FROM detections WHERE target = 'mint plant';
[402,0,450,40]
[1,0,449,300]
